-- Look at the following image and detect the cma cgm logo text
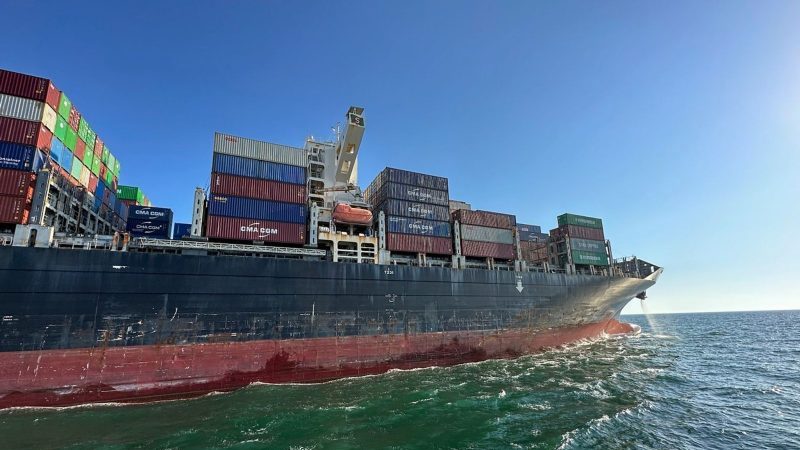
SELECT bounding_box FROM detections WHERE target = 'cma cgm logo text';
[407,188,433,201]
[407,205,433,216]
[408,222,433,233]
[135,209,165,217]
[241,223,279,238]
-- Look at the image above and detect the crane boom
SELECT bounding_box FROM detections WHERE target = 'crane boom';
[334,107,365,184]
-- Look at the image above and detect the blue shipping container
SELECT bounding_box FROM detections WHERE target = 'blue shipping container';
[173,222,191,239]
[126,218,171,238]
[208,194,307,223]
[377,199,450,222]
[60,147,74,174]
[128,205,173,223]
[0,142,44,172]
[50,136,64,166]
[212,153,306,185]
[368,182,449,207]
[383,167,449,191]
[387,216,452,237]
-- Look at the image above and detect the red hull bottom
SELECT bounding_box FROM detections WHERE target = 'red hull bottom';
[0,319,635,409]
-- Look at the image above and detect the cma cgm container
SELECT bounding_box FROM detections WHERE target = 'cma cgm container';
[213,133,307,167]
[557,213,603,230]
[126,219,170,239]
[205,216,306,244]
[208,195,307,224]
[365,182,449,207]
[452,209,516,230]
[210,173,307,204]
[386,233,453,255]
[212,154,306,185]
[377,199,449,222]
[386,216,451,237]
[128,206,173,224]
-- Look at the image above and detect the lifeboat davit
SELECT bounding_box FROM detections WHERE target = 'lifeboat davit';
[332,203,373,225]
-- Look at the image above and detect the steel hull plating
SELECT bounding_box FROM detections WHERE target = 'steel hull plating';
[0,247,653,408]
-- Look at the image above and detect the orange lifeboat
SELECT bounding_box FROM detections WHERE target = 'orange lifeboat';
[332,203,373,225]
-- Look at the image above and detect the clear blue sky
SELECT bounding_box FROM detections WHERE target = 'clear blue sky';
[3,2,798,313]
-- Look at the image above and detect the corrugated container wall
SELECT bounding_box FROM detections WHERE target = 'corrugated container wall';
[377,199,449,222]
[205,215,306,244]
[207,195,307,224]
[0,117,49,149]
[126,219,171,239]
[460,224,514,245]
[0,168,35,197]
[173,223,191,239]
[212,153,306,185]
[557,213,603,230]
[452,209,516,229]
[516,223,543,241]
[0,194,30,224]
[371,167,449,191]
[386,233,453,255]
[571,250,610,266]
[461,241,515,260]
[0,69,49,101]
[213,132,307,167]
[0,94,44,122]
[551,225,605,241]
[210,173,307,204]
[0,143,44,172]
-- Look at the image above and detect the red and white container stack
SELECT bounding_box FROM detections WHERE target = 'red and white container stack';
[452,209,517,260]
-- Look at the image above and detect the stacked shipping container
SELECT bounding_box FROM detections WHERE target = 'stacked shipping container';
[365,167,452,255]
[126,206,173,239]
[0,68,127,227]
[206,132,308,244]
[452,209,517,260]
[550,213,609,266]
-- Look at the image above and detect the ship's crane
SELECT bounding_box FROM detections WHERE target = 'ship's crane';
[334,107,365,184]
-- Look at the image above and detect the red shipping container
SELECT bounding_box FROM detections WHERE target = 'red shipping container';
[452,209,516,230]
[37,125,52,152]
[0,194,30,224]
[94,137,103,156]
[550,225,605,241]
[210,172,307,204]
[461,240,515,260]
[205,215,306,244]
[99,163,107,179]
[386,233,453,255]
[74,139,85,160]
[88,174,98,194]
[0,69,49,102]
[68,105,80,130]
[0,168,36,197]
[0,117,50,152]
[45,82,60,110]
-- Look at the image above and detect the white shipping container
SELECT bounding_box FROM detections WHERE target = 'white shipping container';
[0,93,44,122]
[80,165,91,187]
[213,132,307,167]
[41,105,57,132]
[460,224,514,245]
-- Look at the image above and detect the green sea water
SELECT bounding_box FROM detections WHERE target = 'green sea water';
[1,310,798,449]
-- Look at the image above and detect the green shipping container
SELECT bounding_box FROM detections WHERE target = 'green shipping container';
[116,185,140,201]
[102,146,110,164]
[108,153,117,175]
[85,129,96,150]
[104,171,113,186]
[82,148,93,167]
[568,237,606,253]
[558,213,603,230]
[78,117,90,142]
[70,159,83,180]
[57,93,72,119]
[54,116,68,141]
[64,127,78,151]
[114,159,121,176]
[91,157,101,175]
[571,250,609,266]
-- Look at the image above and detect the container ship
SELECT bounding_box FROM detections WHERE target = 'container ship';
[0,69,661,409]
